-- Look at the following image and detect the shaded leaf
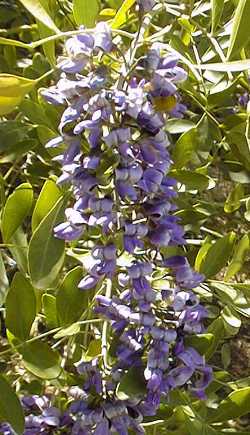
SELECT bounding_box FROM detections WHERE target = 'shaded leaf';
[0,376,24,435]
[42,294,58,329]
[21,340,61,379]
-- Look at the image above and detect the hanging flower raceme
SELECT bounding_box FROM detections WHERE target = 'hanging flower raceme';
[1,13,212,435]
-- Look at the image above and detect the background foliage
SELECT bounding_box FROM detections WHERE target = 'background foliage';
[0,0,250,433]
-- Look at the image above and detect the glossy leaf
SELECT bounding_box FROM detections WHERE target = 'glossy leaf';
[1,183,33,242]
[18,0,60,33]
[56,266,88,326]
[73,0,100,27]
[28,198,65,289]
[111,0,136,29]
[227,0,250,59]
[0,74,35,115]
[200,232,236,278]
[32,178,61,232]
[21,340,61,379]
[0,376,24,435]
[5,273,36,340]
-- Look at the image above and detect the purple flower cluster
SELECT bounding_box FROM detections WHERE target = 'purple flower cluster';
[1,17,213,435]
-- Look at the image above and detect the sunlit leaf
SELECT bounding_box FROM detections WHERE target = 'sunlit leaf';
[28,198,65,289]
[225,234,249,280]
[18,0,60,33]
[0,74,35,116]
[227,0,250,59]
[32,178,61,232]
[5,273,36,340]
[200,232,236,278]
[1,183,33,242]
[211,0,224,35]
[73,0,100,27]
[56,266,88,326]
[208,387,250,422]
[111,0,136,29]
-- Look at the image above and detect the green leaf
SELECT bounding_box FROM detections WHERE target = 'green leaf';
[0,375,24,435]
[227,0,250,60]
[169,170,210,190]
[111,0,136,29]
[206,317,225,359]
[166,119,195,134]
[224,184,244,213]
[42,294,58,329]
[21,340,61,379]
[32,178,61,232]
[225,234,249,280]
[172,127,198,168]
[1,183,33,242]
[73,0,100,27]
[28,198,65,289]
[185,334,214,355]
[56,266,88,326]
[208,387,250,422]
[8,228,29,274]
[117,366,146,400]
[211,0,224,35]
[0,37,30,49]
[0,74,35,115]
[53,322,80,339]
[200,232,236,278]
[18,0,60,33]
[5,273,36,340]
[221,305,241,336]
[0,251,9,306]
[200,59,250,72]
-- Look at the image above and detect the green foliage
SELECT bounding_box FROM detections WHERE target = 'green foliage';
[73,0,100,27]
[28,198,65,289]
[0,0,249,433]
[5,272,36,340]
[1,183,33,242]
[20,340,62,379]
[56,266,88,326]
[0,376,24,435]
